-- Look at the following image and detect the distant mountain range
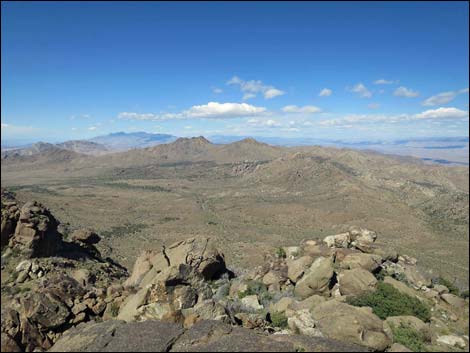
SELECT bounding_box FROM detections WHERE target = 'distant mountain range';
[89,132,176,151]
[1,132,468,165]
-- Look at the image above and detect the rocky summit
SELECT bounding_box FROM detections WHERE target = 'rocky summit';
[1,193,468,352]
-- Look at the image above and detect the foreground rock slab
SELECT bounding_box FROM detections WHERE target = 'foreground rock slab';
[50,320,368,352]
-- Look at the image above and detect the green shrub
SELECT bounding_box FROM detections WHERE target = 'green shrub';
[460,290,469,299]
[110,302,120,317]
[270,311,288,328]
[390,323,428,352]
[432,277,459,296]
[275,247,286,259]
[347,282,431,322]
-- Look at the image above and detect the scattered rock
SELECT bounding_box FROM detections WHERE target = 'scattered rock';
[71,228,101,245]
[436,335,467,349]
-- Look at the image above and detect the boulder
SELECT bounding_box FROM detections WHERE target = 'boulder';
[241,295,263,311]
[339,253,382,272]
[283,246,301,259]
[71,228,101,245]
[269,297,295,314]
[11,201,62,257]
[287,256,313,283]
[349,227,377,253]
[263,270,282,286]
[433,284,449,295]
[1,202,19,248]
[440,293,467,308]
[384,276,421,299]
[21,292,70,329]
[338,268,377,296]
[124,237,227,289]
[286,295,326,317]
[323,232,351,248]
[311,300,391,351]
[403,265,431,288]
[287,309,323,337]
[294,257,334,299]
[436,335,467,349]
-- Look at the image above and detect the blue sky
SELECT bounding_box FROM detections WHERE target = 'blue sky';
[1,1,469,144]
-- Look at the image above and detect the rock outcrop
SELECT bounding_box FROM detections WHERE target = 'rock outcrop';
[49,319,368,352]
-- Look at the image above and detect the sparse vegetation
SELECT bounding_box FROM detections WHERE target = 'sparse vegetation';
[102,182,170,192]
[275,247,286,259]
[270,311,288,328]
[390,323,429,352]
[101,223,148,238]
[347,282,431,322]
[238,281,268,299]
[109,302,120,317]
[432,277,460,296]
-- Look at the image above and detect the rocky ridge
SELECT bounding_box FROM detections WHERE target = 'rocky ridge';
[1,191,468,352]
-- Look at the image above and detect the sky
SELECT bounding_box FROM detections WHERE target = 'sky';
[1,1,469,144]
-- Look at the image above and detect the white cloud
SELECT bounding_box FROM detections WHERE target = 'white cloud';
[368,103,380,109]
[247,118,281,128]
[414,107,469,120]
[88,126,98,131]
[350,83,372,98]
[282,105,321,114]
[242,93,256,100]
[1,123,9,128]
[318,107,468,126]
[213,87,223,94]
[227,76,286,100]
[319,88,332,97]
[374,79,397,85]
[394,86,419,98]
[118,102,267,121]
[264,88,285,99]
[422,87,469,106]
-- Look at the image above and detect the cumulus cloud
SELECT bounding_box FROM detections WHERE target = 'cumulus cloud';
[414,107,469,120]
[118,102,267,121]
[88,126,98,131]
[422,88,469,106]
[282,105,321,114]
[227,76,286,100]
[394,86,419,98]
[70,114,91,120]
[350,83,372,98]
[374,79,397,85]
[213,87,223,94]
[319,88,332,97]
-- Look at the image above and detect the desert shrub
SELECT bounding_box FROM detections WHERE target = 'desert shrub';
[238,280,267,299]
[275,247,286,259]
[390,323,428,352]
[270,311,288,328]
[374,267,386,281]
[460,290,469,299]
[110,302,120,317]
[347,282,431,322]
[432,277,459,296]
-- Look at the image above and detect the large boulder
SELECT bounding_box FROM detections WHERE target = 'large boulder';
[349,226,377,253]
[311,300,391,351]
[1,199,19,248]
[338,268,377,296]
[323,232,351,248]
[339,253,382,272]
[287,256,313,283]
[440,293,467,309]
[294,257,334,299]
[124,237,227,289]
[11,201,62,257]
[71,228,101,245]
